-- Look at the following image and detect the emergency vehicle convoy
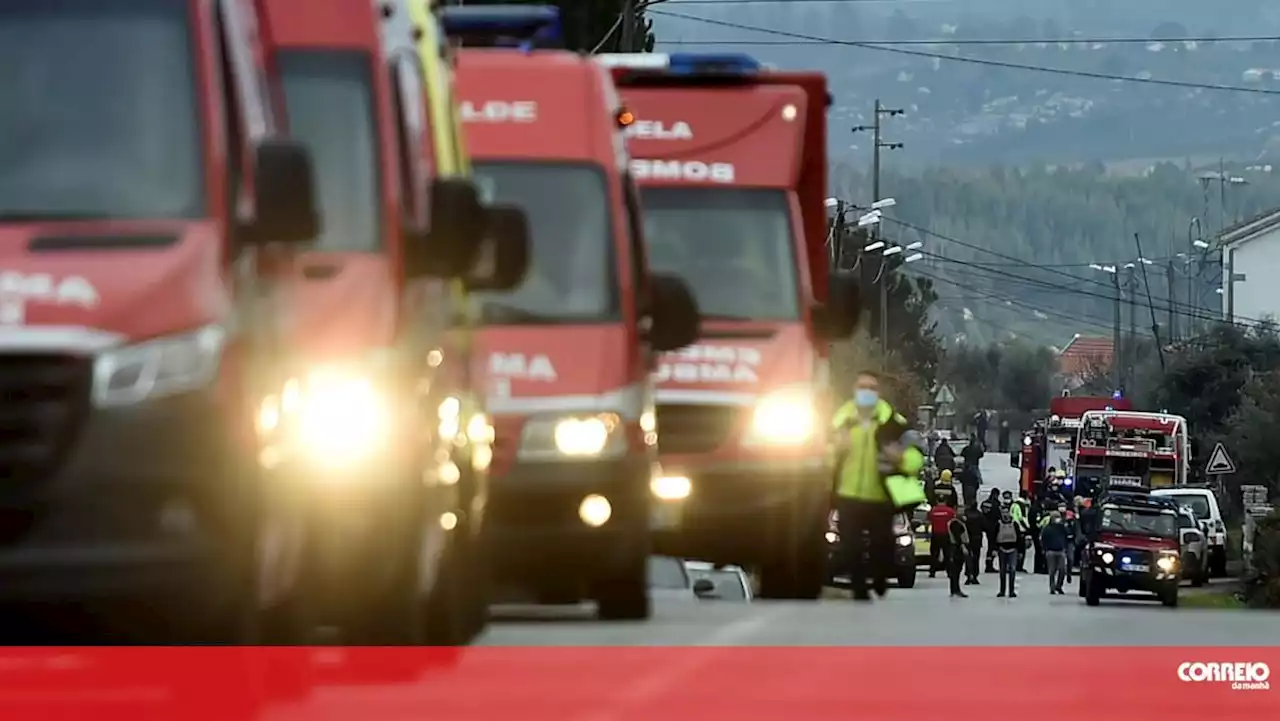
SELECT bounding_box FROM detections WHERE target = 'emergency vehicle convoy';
[598,52,862,599]
[1014,394,1131,499]
[443,6,699,620]
[0,0,522,646]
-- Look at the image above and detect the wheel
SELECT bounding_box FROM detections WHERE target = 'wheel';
[424,524,483,646]
[897,566,916,589]
[1084,574,1101,607]
[757,518,826,600]
[1161,586,1179,608]
[1210,547,1228,577]
[1188,555,1205,587]
[595,554,651,621]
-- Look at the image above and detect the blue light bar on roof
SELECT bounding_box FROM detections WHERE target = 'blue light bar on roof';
[667,52,760,76]
[438,5,561,49]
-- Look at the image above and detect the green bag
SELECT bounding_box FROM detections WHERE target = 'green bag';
[884,474,927,512]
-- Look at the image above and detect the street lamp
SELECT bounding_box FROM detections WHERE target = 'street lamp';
[857,210,881,227]
[864,240,886,252]
[904,252,923,263]
[871,197,896,210]
[883,245,903,257]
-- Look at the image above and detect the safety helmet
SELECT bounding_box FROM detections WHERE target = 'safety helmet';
[940,469,953,482]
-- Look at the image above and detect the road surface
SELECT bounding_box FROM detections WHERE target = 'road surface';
[475,453,1267,646]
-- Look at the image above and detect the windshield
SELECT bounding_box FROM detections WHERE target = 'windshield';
[647,556,689,590]
[471,163,617,324]
[640,188,800,321]
[1101,508,1177,538]
[0,0,203,220]
[278,50,380,252]
[1162,493,1211,520]
[689,570,748,600]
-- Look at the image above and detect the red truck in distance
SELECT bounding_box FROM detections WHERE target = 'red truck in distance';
[446,5,699,620]
[0,0,319,643]
[600,52,861,600]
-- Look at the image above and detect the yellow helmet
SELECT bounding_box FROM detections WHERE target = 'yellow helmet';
[939,469,953,482]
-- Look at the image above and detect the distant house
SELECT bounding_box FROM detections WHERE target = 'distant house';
[1217,207,1280,323]
[1057,334,1113,389]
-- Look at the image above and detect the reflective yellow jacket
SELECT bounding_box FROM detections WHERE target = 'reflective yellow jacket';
[832,399,925,502]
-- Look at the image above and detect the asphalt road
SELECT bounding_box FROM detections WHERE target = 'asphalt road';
[475,454,1274,647]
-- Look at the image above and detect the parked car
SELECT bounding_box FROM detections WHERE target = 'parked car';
[648,556,696,601]
[684,561,753,602]
[1176,507,1209,587]
[1152,487,1228,576]
[826,510,917,589]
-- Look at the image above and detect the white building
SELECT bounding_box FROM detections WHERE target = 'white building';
[1217,209,1280,323]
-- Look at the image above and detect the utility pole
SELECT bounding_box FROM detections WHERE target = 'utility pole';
[1126,268,1137,390]
[1166,260,1178,341]
[1111,270,1122,392]
[620,0,635,51]
[852,99,903,361]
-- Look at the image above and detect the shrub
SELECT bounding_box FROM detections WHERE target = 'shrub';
[1243,511,1280,609]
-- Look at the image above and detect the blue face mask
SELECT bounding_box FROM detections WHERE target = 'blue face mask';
[855,389,879,408]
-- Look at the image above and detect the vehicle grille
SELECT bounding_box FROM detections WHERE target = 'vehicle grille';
[1117,549,1153,568]
[655,404,739,455]
[0,355,92,490]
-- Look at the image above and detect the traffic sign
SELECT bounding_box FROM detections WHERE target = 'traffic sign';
[1204,442,1236,475]
[934,384,955,404]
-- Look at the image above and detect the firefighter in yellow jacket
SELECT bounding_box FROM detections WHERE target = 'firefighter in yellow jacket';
[832,370,927,601]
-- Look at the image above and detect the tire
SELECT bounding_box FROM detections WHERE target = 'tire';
[1161,586,1179,608]
[595,554,651,621]
[897,566,916,589]
[1189,555,1205,587]
[1210,547,1227,577]
[1084,574,1101,607]
[757,519,826,600]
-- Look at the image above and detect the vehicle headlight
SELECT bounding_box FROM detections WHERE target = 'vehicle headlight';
[897,534,913,547]
[93,324,225,407]
[1157,553,1178,572]
[1100,552,1114,564]
[743,386,817,446]
[519,412,626,460]
[263,368,390,466]
[825,531,838,544]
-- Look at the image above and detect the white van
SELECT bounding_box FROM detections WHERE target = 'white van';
[1152,487,1227,576]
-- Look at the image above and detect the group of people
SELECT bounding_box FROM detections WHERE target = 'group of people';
[927,487,1027,598]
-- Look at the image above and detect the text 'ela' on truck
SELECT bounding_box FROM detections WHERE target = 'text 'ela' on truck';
[598,51,861,600]
[444,6,700,621]
[0,0,525,646]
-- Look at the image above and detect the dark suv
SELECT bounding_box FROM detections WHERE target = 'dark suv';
[1080,492,1181,608]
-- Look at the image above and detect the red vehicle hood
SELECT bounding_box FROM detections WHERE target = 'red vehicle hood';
[654,322,813,402]
[280,252,396,360]
[474,325,637,415]
[0,221,227,344]
[1099,532,1179,553]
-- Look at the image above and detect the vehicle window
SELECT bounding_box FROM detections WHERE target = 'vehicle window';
[471,162,618,323]
[640,188,800,321]
[278,50,381,252]
[0,0,203,220]
[1177,513,1193,529]
[647,556,689,590]
[1101,508,1176,538]
[1163,493,1212,520]
[622,174,650,315]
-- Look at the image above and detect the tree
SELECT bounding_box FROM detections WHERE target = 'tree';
[831,330,927,417]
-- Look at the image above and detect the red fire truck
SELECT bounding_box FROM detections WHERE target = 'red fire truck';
[1074,409,1190,495]
[1014,394,1132,498]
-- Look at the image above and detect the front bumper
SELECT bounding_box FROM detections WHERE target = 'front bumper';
[486,455,651,580]
[0,389,255,605]
[651,456,831,565]
[1088,562,1180,594]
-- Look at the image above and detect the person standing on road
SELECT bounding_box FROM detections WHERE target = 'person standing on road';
[1061,504,1077,583]
[946,501,969,598]
[960,437,984,478]
[963,502,985,585]
[933,468,957,507]
[959,463,981,508]
[981,489,1001,573]
[995,508,1020,598]
[1040,511,1069,594]
[927,498,957,579]
[832,370,927,602]
[933,437,956,473]
[1012,491,1031,572]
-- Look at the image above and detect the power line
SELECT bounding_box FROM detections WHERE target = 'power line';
[659,35,1280,47]
[647,9,1280,95]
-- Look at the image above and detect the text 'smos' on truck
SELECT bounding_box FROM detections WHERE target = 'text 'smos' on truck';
[0,0,320,643]
[599,52,862,600]
[445,6,700,621]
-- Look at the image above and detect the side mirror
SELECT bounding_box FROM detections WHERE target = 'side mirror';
[648,272,700,352]
[252,139,320,245]
[814,271,862,339]
[405,177,486,279]
[692,578,716,598]
[464,204,530,291]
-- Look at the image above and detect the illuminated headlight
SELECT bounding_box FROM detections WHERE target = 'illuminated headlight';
[265,369,389,466]
[1100,552,1115,564]
[1157,553,1178,572]
[519,413,626,459]
[650,475,691,500]
[825,531,838,544]
[897,534,913,547]
[93,324,225,407]
[743,386,816,446]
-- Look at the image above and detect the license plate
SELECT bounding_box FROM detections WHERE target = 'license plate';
[1121,563,1149,572]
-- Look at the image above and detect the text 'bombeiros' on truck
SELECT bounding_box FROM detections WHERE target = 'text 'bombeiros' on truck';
[443,5,700,621]
[598,51,862,600]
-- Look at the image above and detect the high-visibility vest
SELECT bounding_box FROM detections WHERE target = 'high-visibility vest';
[832,399,924,502]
